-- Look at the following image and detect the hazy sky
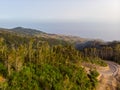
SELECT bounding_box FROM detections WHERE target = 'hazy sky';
[0,0,120,41]
[0,0,119,22]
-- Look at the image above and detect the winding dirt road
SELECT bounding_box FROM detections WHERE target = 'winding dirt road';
[97,61,120,90]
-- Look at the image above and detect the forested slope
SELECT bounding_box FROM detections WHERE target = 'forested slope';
[0,28,106,90]
[76,41,120,64]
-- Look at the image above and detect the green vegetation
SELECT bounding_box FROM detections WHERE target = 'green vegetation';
[83,57,107,67]
[0,30,102,90]
[80,42,120,64]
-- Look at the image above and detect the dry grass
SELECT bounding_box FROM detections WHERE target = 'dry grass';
[0,76,5,83]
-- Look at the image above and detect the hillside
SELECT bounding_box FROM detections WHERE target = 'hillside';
[0,27,69,46]
[11,27,45,36]
[0,27,108,90]
[1,27,87,43]
[76,40,120,64]
[0,27,120,90]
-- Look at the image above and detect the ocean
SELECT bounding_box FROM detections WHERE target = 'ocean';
[0,21,120,41]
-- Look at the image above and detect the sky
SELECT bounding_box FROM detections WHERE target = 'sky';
[0,0,120,41]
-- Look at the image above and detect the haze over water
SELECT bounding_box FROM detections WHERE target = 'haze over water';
[0,21,119,41]
[0,0,120,41]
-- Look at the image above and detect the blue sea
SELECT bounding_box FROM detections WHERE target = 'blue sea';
[0,21,120,41]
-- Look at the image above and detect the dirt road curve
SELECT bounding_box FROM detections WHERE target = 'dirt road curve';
[97,61,120,90]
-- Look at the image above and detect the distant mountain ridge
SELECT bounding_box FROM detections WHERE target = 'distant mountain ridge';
[0,27,88,43]
[11,27,46,36]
